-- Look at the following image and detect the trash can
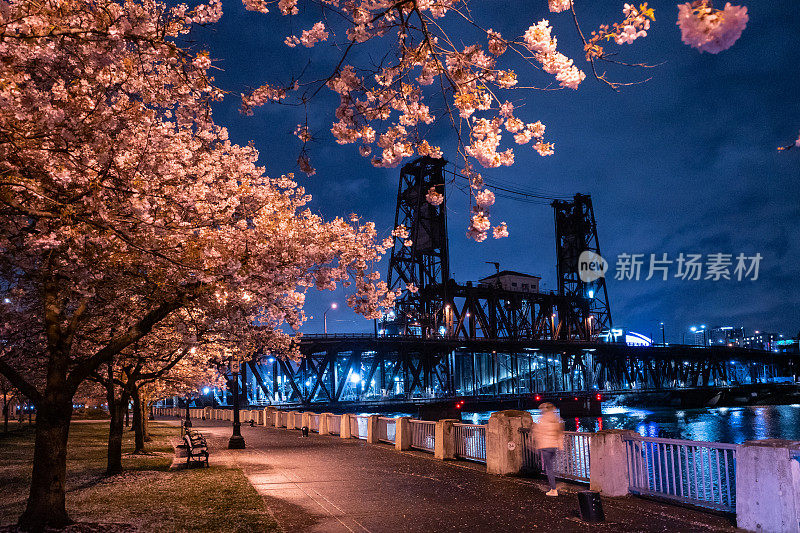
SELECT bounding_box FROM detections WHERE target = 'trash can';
[577,490,605,522]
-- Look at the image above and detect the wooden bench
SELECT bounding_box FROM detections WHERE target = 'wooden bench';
[183,431,209,467]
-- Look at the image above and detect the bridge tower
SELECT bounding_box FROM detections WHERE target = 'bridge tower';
[384,157,449,337]
[552,194,612,339]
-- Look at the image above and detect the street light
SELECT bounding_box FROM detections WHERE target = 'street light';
[660,322,666,346]
[228,357,245,449]
[184,393,192,429]
[324,302,338,336]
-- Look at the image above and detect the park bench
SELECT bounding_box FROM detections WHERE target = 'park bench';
[183,430,209,467]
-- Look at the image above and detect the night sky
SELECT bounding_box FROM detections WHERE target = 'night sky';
[191,1,799,341]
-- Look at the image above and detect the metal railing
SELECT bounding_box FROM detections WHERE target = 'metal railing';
[310,414,320,432]
[328,415,341,435]
[453,423,487,463]
[624,435,737,512]
[410,420,436,452]
[351,415,368,440]
[378,417,396,444]
[521,430,592,483]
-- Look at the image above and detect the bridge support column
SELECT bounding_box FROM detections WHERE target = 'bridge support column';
[395,417,412,451]
[589,429,636,497]
[319,413,333,435]
[366,415,380,444]
[435,419,458,460]
[340,414,352,439]
[736,440,800,532]
[486,410,533,475]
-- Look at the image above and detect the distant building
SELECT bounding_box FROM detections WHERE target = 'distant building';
[478,270,540,293]
[775,338,799,354]
[709,326,746,347]
[599,328,652,347]
[741,331,782,351]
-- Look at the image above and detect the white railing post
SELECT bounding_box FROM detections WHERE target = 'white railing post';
[486,410,532,475]
[340,414,352,439]
[736,440,800,531]
[395,417,412,451]
[589,429,636,497]
[366,415,380,444]
[435,419,458,460]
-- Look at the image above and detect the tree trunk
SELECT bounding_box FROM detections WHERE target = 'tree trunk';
[106,384,128,476]
[131,388,145,453]
[3,391,8,433]
[18,396,73,531]
[141,394,152,443]
[124,402,129,428]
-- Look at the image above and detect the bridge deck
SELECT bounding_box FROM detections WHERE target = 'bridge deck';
[182,418,734,532]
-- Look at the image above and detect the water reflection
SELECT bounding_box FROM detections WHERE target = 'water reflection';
[461,404,800,444]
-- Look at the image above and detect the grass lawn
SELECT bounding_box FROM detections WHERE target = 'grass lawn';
[0,420,278,532]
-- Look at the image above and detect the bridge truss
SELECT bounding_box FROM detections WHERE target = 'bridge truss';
[226,336,798,407]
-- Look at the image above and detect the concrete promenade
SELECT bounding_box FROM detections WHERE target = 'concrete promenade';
[170,418,735,532]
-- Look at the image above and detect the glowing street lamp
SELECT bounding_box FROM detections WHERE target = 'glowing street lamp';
[228,356,245,449]
[324,303,338,336]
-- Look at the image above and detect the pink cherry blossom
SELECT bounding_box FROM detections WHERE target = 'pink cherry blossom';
[677,1,748,54]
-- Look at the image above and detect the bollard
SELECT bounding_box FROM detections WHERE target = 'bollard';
[736,439,800,532]
[589,430,636,497]
[486,410,533,475]
[366,415,380,444]
[395,417,412,451]
[435,419,458,460]
[340,414,352,439]
[319,413,332,435]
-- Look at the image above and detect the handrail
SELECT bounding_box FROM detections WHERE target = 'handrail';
[624,433,737,512]
[623,434,738,450]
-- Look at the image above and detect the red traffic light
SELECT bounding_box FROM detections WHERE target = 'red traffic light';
[595,393,602,401]
[534,395,541,402]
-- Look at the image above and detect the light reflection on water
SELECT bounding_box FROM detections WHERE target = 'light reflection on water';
[460,404,800,444]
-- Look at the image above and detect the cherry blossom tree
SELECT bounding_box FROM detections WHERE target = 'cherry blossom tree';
[0,0,396,528]
[238,0,758,242]
[0,0,778,529]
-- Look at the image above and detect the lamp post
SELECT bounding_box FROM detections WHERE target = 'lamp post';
[324,302,338,336]
[228,358,245,449]
[660,322,666,346]
[184,394,192,429]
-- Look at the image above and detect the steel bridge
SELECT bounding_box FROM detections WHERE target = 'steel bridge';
[218,334,797,409]
[198,157,797,411]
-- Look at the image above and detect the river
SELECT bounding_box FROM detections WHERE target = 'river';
[455,404,800,444]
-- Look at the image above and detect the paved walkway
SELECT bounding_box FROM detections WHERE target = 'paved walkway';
[171,419,735,532]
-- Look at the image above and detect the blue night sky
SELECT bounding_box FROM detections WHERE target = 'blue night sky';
[190,1,799,341]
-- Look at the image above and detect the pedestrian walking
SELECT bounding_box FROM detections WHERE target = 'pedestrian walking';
[533,402,564,497]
